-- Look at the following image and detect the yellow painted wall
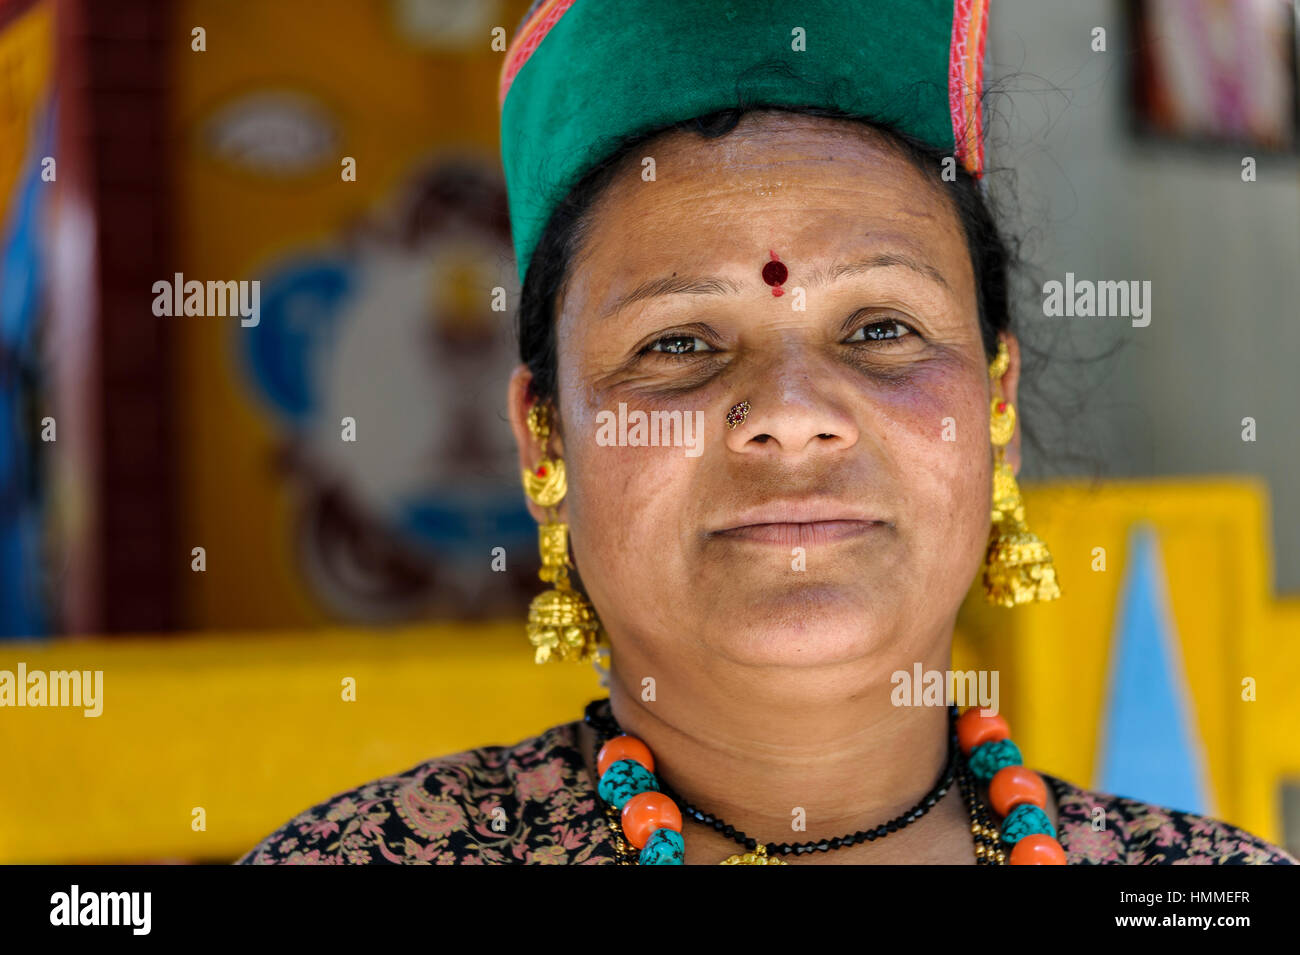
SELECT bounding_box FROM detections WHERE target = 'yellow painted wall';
[3,478,1297,862]
[170,0,529,629]
[0,1,52,220]
[955,477,1297,844]
[1,624,602,863]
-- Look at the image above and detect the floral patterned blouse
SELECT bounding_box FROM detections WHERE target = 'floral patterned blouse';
[238,699,1296,865]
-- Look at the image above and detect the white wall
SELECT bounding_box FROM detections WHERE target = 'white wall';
[991,0,1300,592]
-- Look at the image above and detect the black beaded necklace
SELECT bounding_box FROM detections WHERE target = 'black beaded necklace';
[583,699,1004,863]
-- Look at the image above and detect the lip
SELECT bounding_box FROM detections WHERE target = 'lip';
[711,520,886,547]
[708,499,889,546]
[712,498,886,531]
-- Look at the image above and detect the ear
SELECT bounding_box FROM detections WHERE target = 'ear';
[993,334,1023,475]
[507,365,566,524]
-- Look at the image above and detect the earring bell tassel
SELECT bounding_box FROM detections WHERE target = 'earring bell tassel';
[983,528,1061,608]
[982,456,1061,607]
[526,519,602,663]
[527,586,602,664]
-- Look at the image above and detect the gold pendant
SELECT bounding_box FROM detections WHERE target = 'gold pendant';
[719,844,786,865]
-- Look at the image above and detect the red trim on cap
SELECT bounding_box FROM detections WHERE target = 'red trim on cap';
[499,0,579,107]
[949,0,988,177]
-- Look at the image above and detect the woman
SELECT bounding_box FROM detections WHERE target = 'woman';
[240,0,1295,865]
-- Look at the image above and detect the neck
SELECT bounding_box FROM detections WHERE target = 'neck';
[603,649,954,851]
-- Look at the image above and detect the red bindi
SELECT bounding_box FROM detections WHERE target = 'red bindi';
[762,249,787,296]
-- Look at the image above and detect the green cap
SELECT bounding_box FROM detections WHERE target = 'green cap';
[499,0,988,285]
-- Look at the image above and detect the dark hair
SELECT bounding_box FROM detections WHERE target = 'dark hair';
[516,104,1015,410]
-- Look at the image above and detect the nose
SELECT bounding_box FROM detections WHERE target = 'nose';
[724,352,859,458]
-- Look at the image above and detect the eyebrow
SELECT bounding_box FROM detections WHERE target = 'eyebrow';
[601,274,742,321]
[804,252,951,291]
[600,251,949,321]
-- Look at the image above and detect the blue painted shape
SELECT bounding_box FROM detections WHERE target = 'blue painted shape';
[0,101,55,638]
[1097,526,1208,814]
[400,494,534,550]
[238,258,353,426]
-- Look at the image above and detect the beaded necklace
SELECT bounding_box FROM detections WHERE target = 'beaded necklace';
[583,699,1066,865]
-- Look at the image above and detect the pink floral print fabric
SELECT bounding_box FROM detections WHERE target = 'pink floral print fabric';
[238,702,1297,865]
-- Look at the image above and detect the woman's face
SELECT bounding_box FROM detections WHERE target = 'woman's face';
[510,111,1020,680]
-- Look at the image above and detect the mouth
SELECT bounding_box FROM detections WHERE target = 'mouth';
[709,519,887,547]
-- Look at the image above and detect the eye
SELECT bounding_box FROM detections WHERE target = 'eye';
[844,318,916,345]
[645,334,714,356]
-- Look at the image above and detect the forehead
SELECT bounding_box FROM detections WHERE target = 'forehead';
[563,112,971,317]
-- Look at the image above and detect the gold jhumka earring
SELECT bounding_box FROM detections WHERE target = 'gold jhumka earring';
[522,401,603,663]
[982,341,1061,607]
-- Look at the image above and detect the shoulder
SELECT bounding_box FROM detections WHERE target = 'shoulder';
[1044,773,1296,865]
[236,718,615,865]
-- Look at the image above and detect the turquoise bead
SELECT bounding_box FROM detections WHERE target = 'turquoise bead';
[638,827,685,865]
[598,758,659,809]
[1000,803,1056,845]
[969,739,1022,781]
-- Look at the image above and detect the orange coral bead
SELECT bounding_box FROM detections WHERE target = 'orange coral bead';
[620,791,682,849]
[989,765,1047,816]
[955,708,1010,754]
[597,734,655,776]
[1009,833,1066,865]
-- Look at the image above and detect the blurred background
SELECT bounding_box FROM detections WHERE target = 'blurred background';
[1,0,1298,863]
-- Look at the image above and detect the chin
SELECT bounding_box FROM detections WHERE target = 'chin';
[698,581,897,669]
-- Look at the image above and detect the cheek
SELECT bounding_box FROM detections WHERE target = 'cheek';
[557,392,696,595]
[873,367,991,548]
